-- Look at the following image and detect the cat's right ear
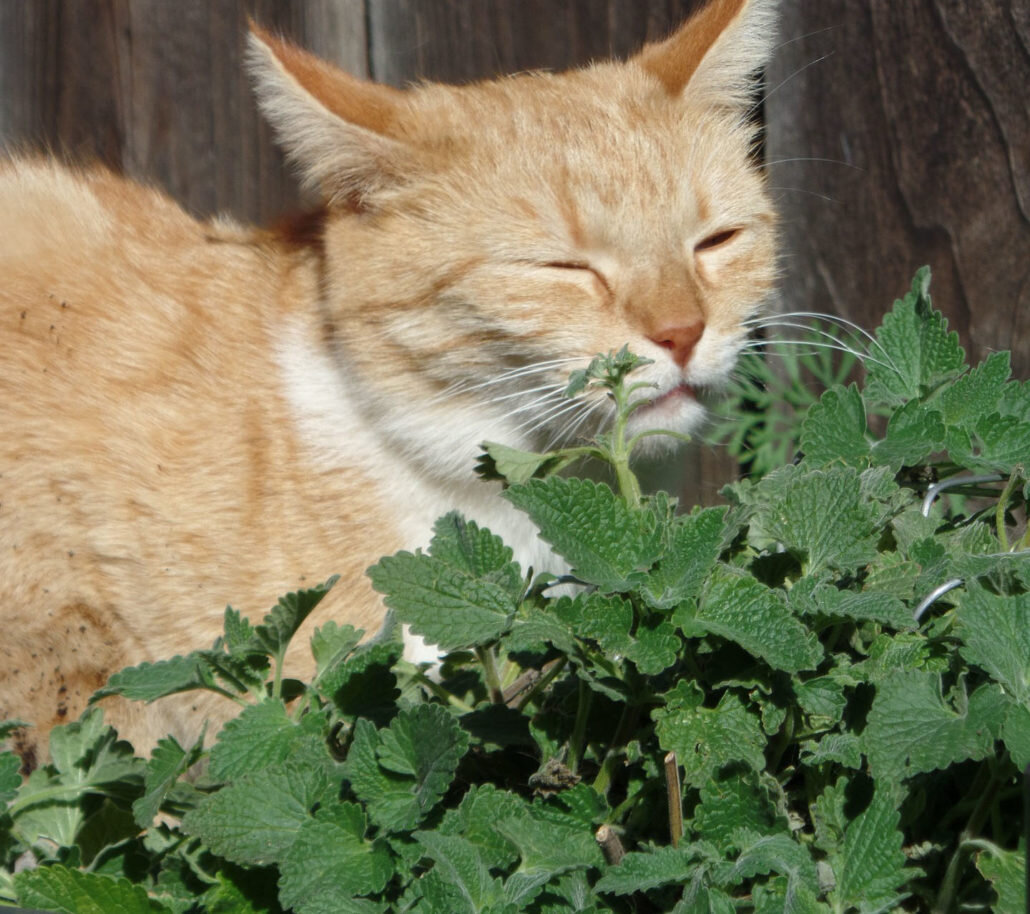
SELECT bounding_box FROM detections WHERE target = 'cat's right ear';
[246,23,413,206]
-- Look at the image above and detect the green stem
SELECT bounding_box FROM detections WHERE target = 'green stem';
[567,680,593,774]
[592,705,639,795]
[931,755,1007,914]
[477,647,504,704]
[995,470,1021,551]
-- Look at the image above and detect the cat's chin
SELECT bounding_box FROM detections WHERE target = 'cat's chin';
[625,383,707,446]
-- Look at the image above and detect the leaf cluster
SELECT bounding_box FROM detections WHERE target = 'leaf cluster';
[2,270,1028,913]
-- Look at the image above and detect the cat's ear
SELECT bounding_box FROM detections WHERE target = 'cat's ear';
[246,23,413,205]
[635,0,777,105]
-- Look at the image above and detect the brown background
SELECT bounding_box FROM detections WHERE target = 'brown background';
[1,0,1027,503]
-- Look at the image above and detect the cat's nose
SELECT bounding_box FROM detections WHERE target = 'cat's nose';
[649,322,704,368]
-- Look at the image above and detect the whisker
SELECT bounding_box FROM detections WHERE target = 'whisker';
[512,398,586,439]
[748,51,834,114]
[759,156,859,172]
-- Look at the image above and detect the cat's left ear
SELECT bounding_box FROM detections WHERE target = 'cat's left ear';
[246,23,415,206]
[635,0,777,105]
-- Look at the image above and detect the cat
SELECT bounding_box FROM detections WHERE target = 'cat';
[0,0,778,768]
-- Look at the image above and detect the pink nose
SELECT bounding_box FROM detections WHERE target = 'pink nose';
[649,322,704,368]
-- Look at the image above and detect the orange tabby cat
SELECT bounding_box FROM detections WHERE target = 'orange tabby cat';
[0,0,777,765]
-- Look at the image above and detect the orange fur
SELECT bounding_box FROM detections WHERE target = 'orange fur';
[0,0,778,763]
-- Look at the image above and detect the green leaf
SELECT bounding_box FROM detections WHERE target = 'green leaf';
[132,735,202,828]
[310,621,363,680]
[278,803,392,914]
[15,864,172,913]
[653,683,766,787]
[939,351,1011,428]
[643,507,727,610]
[477,441,576,485]
[863,671,1001,779]
[182,760,331,865]
[975,842,1027,914]
[503,477,661,592]
[949,412,1030,473]
[713,829,817,890]
[680,566,822,673]
[438,784,524,870]
[494,806,602,880]
[829,786,910,911]
[956,584,1030,702]
[344,706,469,832]
[1002,702,1030,768]
[415,830,506,913]
[367,548,518,651]
[207,699,326,782]
[692,770,783,852]
[94,653,216,703]
[429,513,522,588]
[251,577,339,657]
[625,620,681,675]
[800,384,870,468]
[0,751,22,804]
[749,466,881,574]
[594,845,706,894]
[800,733,863,769]
[872,400,944,468]
[864,267,965,406]
[789,579,914,630]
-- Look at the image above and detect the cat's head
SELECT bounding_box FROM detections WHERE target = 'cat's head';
[249,0,778,479]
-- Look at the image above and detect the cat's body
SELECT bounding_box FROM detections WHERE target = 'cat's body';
[0,0,777,764]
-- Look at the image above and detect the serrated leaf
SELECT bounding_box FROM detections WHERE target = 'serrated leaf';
[310,621,363,679]
[0,751,22,804]
[800,384,870,468]
[863,671,1000,778]
[750,466,881,574]
[1002,702,1030,768]
[429,513,523,593]
[438,784,525,870]
[643,507,727,610]
[251,577,339,657]
[956,584,1030,702]
[278,803,392,914]
[939,351,1011,428]
[653,683,766,787]
[94,653,216,703]
[595,845,706,894]
[476,441,575,485]
[132,735,202,828]
[872,400,944,468]
[15,864,172,913]
[975,843,1027,914]
[950,411,1030,473]
[829,786,909,911]
[693,770,783,851]
[553,593,634,655]
[415,830,506,913]
[625,620,681,675]
[800,733,863,769]
[789,579,914,630]
[208,699,323,782]
[321,638,401,724]
[494,806,603,877]
[345,706,469,832]
[368,550,518,651]
[714,830,818,890]
[182,760,331,865]
[864,267,965,406]
[503,477,661,592]
[680,566,822,673]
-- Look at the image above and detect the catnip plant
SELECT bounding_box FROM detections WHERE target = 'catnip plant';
[1,268,1028,913]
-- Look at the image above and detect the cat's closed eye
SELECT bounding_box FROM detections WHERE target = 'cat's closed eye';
[694,227,741,253]
[541,261,613,298]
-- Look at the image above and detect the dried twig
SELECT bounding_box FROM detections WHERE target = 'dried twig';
[665,751,682,848]
[595,824,625,865]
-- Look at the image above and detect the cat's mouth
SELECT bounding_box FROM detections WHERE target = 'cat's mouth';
[642,383,696,411]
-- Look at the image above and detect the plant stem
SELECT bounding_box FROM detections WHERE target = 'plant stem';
[567,679,593,774]
[512,656,567,711]
[931,755,1007,914]
[995,470,1021,550]
[592,705,639,795]
[476,646,504,704]
[664,751,683,847]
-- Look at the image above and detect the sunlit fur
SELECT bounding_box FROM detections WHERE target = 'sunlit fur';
[0,0,778,762]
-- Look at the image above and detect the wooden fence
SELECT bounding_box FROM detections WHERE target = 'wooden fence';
[1,0,1027,504]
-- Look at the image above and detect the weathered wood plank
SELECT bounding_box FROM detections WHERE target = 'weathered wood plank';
[766,0,1030,376]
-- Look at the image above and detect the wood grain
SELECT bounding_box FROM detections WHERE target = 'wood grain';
[766,0,1030,377]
